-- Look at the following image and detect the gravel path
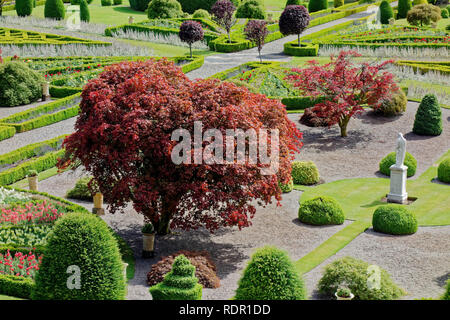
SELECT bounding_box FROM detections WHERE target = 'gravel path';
[304,226,450,300]
[0,100,52,118]
[291,102,450,183]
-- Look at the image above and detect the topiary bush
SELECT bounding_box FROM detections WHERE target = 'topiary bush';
[318,256,406,300]
[16,0,34,17]
[66,176,97,200]
[192,8,210,19]
[286,0,301,6]
[397,0,412,18]
[179,20,204,58]
[279,4,310,46]
[413,94,442,136]
[380,0,394,24]
[372,205,418,235]
[235,246,307,300]
[31,212,126,300]
[129,0,150,11]
[291,161,319,185]
[437,158,450,183]
[298,196,345,225]
[379,152,417,177]
[0,62,43,108]
[308,0,327,13]
[279,178,294,193]
[101,0,112,6]
[376,90,407,116]
[80,0,90,23]
[235,0,266,19]
[149,254,203,300]
[147,0,183,19]
[334,0,344,8]
[44,0,65,20]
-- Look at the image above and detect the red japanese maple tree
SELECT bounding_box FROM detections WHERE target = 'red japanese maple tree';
[286,50,398,137]
[59,58,302,235]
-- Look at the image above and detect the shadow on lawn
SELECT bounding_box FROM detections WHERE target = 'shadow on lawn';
[299,129,373,152]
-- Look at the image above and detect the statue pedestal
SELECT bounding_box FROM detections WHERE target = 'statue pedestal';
[387,164,408,204]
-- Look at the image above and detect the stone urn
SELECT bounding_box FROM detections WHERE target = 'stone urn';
[28,172,38,191]
[128,16,134,24]
[92,192,105,216]
[42,81,50,101]
[142,223,155,258]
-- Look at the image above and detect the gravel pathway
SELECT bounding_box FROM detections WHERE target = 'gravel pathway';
[304,226,450,300]
[0,100,53,118]
[291,102,450,183]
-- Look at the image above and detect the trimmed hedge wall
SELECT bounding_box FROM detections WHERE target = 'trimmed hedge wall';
[2,0,45,12]
[0,126,16,142]
[283,42,319,57]
[0,274,34,299]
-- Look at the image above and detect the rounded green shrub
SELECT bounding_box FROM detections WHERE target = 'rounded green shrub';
[334,0,344,8]
[192,8,210,19]
[66,176,97,200]
[397,0,412,18]
[16,0,34,17]
[147,0,183,19]
[413,94,442,136]
[31,212,126,300]
[80,0,90,23]
[279,178,294,193]
[372,205,418,235]
[44,0,65,20]
[308,0,327,13]
[291,161,320,185]
[101,0,112,6]
[437,158,450,183]
[286,0,302,6]
[441,8,449,19]
[149,255,203,300]
[235,246,307,300]
[318,256,406,300]
[129,0,150,11]
[442,280,450,300]
[298,196,345,225]
[376,90,407,116]
[0,62,43,108]
[380,0,394,24]
[379,152,417,177]
[236,0,266,19]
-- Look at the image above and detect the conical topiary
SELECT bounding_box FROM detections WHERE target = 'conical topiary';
[379,0,394,24]
[397,0,412,18]
[149,255,203,300]
[16,0,34,16]
[80,0,90,22]
[235,246,307,300]
[44,0,66,20]
[413,94,442,136]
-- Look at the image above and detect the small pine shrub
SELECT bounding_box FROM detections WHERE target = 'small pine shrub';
[279,178,294,193]
[376,90,407,116]
[235,246,307,300]
[380,0,394,24]
[31,212,126,300]
[308,0,327,13]
[0,62,43,108]
[80,0,90,23]
[413,94,442,136]
[192,9,210,19]
[298,196,345,225]
[442,280,450,300]
[147,0,183,19]
[397,0,412,18]
[66,176,97,200]
[16,0,34,17]
[101,0,112,6]
[291,161,320,185]
[149,255,203,300]
[441,8,449,18]
[318,256,406,300]
[379,152,417,177]
[334,0,344,8]
[437,158,450,183]
[372,205,418,235]
[44,0,65,20]
[236,0,266,19]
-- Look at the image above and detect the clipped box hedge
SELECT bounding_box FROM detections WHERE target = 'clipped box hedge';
[283,42,319,57]
[0,126,16,142]
[0,274,35,299]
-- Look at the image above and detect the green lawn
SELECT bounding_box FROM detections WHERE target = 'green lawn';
[0,294,23,300]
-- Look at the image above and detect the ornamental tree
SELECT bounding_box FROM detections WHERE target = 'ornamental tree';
[397,0,412,19]
[244,20,268,63]
[80,0,90,23]
[286,51,398,137]
[59,59,302,235]
[211,0,236,44]
[407,4,441,26]
[279,5,310,47]
[16,0,33,17]
[179,20,204,58]
[379,0,394,24]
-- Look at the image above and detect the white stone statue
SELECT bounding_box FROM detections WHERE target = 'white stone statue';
[388,132,408,204]
[395,133,406,167]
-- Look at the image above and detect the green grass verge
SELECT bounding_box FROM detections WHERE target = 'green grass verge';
[0,294,23,300]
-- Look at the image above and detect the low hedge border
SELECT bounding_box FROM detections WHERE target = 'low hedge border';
[283,42,319,57]
[0,274,34,299]
[395,60,450,75]
[0,126,16,142]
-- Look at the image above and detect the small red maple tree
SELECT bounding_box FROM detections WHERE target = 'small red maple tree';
[59,58,302,235]
[286,50,398,137]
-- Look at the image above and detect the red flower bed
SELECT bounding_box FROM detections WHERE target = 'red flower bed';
[0,201,64,225]
[0,250,42,279]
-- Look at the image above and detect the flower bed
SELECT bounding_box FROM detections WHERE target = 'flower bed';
[0,250,41,279]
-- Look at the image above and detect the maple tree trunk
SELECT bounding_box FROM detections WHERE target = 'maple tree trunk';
[189,44,193,59]
[258,48,262,63]
[298,33,300,47]
[228,31,231,44]
[339,116,350,137]
[153,198,178,235]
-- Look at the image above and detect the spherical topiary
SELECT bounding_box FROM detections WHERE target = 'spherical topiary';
[235,246,307,300]
[397,0,412,18]
[318,256,406,300]
[441,8,449,19]
[101,0,112,6]
[16,0,34,17]
[298,196,345,225]
[334,0,344,8]
[308,0,327,13]
[279,4,310,45]
[413,94,442,136]
[80,0,90,23]
[380,0,394,24]
[376,90,407,116]
[44,0,65,20]
[192,8,210,19]
[379,152,417,177]
[372,205,418,235]
[291,161,319,185]
[0,62,43,108]
[437,158,450,183]
[66,176,97,200]
[149,255,203,300]
[236,0,266,19]
[179,20,204,57]
[31,212,126,300]
[147,0,183,19]
[279,178,294,193]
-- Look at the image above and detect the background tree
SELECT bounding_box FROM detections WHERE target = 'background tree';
[59,59,303,235]
[397,0,412,18]
[244,19,268,63]
[80,0,90,23]
[379,0,394,24]
[286,51,398,137]
[236,0,266,19]
[407,4,441,26]
[179,20,204,58]
[211,0,236,44]
[334,0,344,8]
[16,0,33,17]
[279,5,310,47]
[308,0,327,13]
[44,0,65,20]
[147,0,183,19]
[412,94,442,136]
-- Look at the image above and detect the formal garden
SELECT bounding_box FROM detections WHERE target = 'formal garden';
[0,0,449,303]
